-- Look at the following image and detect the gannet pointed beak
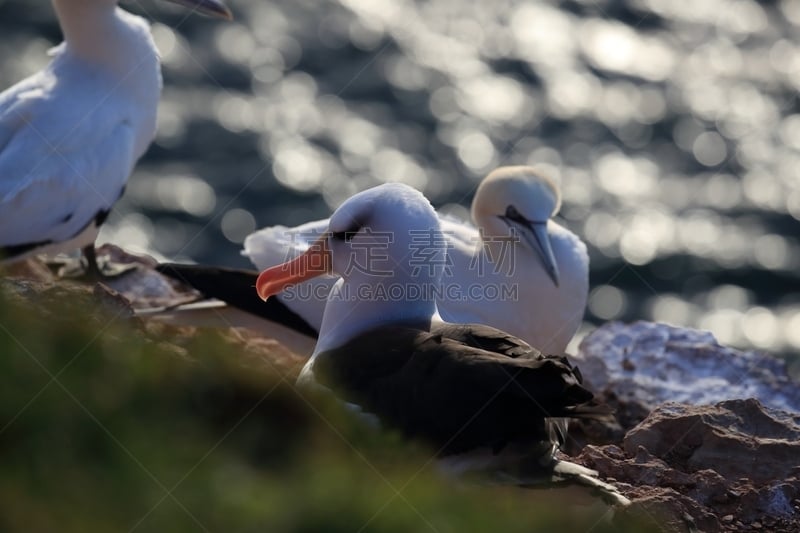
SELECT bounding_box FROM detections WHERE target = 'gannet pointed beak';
[501,217,560,287]
[526,222,560,287]
[255,236,332,301]
[162,0,233,20]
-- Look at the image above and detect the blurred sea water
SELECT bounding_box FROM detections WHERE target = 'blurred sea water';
[1,0,798,370]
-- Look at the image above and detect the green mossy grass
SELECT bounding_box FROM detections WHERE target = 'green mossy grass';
[0,289,650,532]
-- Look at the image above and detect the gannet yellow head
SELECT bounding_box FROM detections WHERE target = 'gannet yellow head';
[471,166,562,286]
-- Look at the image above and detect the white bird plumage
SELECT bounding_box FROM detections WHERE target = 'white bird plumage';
[244,166,589,354]
[0,0,231,273]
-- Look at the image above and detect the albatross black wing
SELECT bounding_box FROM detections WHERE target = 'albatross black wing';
[156,263,317,337]
[431,323,538,359]
[312,324,607,456]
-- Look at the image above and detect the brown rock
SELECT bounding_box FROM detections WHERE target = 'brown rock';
[624,399,800,483]
[1,257,56,280]
[619,487,720,532]
[574,399,800,531]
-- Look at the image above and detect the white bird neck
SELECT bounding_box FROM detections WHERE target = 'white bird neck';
[52,0,150,69]
[312,277,438,356]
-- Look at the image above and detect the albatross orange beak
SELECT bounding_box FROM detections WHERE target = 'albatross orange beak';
[255,236,332,301]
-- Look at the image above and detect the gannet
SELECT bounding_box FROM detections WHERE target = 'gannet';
[0,0,231,277]
[253,182,627,505]
[157,167,589,355]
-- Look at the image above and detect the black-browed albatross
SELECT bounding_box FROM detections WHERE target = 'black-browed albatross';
[254,182,628,505]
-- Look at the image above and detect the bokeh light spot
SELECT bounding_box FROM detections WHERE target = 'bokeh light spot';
[588,285,627,320]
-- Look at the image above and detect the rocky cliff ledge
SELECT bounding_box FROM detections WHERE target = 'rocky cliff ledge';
[4,249,799,532]
[570,322,800,532]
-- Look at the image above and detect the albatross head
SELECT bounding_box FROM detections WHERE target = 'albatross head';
[256,183,445,302]
[471,166,562,287]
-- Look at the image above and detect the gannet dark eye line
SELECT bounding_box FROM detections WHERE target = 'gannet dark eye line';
[502,204,548,225]
[505,204,527,223]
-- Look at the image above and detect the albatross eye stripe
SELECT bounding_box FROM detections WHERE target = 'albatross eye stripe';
[331,224,362,242]
[332,231,356,242]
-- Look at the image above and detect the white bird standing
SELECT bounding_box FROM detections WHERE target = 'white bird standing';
[438,166,589,354]
[157,166,588,355]
[0,0,231,277]
[252,183,627,505]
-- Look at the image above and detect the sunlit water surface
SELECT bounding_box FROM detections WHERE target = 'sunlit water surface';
[1,0,798,372]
